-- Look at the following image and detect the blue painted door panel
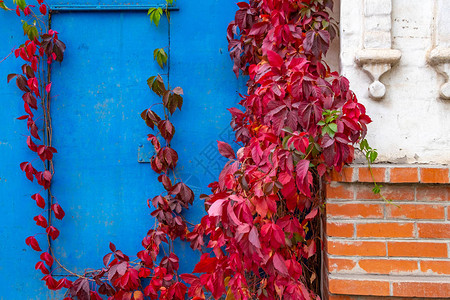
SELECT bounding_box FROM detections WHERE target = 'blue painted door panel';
[0,8,54,300]
[0,0,244,298]
[50,11,169,274]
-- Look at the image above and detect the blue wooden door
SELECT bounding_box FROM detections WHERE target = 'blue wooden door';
[0,0,244,298]
[50,8,172,278]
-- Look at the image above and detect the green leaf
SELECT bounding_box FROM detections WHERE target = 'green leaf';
[151,75,166,96]
[281,127,293,134]
[372,185,381,194]
[360,139,368,151]
[328,123,337,133]
[22,20,28,31]
[281,136,290,149]
[29,27,38,41]
[149,7,163,26]
[15,0,26,10]
[147,76,156,89]
[317,120,325,126]
[0,1,10,10]
[369,150,378,163]
[153,48,168,69]
[322,126,335,138]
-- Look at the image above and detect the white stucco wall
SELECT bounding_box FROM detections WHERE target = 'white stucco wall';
[340,0,450,164]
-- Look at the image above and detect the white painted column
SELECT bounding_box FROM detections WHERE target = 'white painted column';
[355,0,401,100]
[428,0,450,99]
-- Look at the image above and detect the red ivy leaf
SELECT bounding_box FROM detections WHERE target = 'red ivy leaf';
[90,291,102,300]
[103,253,113,267]
[51,203,65,220]
[317,163,327,177]
[138,267,151,278]
[39,3,47,15]
[35,261,49,274]
[27,136,38,152]
[31,193,45,209]
[261,223,286,249]
[303,240,316,259]
[266,50,283,68]
[33,215,48,228]
[217,141,235,159]
[40,252,53,267]
[72,278,90,300]
[304,208,318,221]
[296,159,309,182]
[248,226,261,249]
[7,73,17,83]
[29,122,40,140]
[25,236,41,251]
[207,199,226,217]
[157,120,175,143]
[273,252,288,276]
[46,226,60,240]
[193,253,217,273]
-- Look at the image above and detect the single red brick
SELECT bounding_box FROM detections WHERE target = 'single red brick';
[356,184,415,201]
[327,240,386,256]
[328,296,354,300]
[358,167,386,183]
[328,258,357,272]
[327,222,354,238]
[386,204,445,220]
[420,260,450,275]
[388,241,448,258]
[420,167,449,184]
[416,185,450,202]
[330,167,354,182]
[326,183,354,199]
[417,223,450,239]
[390,167,419,183]
[329,279,390,296]
[354,185,383,200]
[357,222,414,238]
[358,259,418,274]
[393,281,450,298]
[326,203,384,218]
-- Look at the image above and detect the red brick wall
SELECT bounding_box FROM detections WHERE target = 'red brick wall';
[324,165,450,299]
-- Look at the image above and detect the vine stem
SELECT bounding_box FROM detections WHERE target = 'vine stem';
[0,47,15,63]
[46,234,90,280]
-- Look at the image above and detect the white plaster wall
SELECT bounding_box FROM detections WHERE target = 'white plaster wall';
[325,0,341,73]
[340,0,450,164]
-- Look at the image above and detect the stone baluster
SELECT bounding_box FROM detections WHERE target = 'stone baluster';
[427,0,450,100]
[355,0,401,100]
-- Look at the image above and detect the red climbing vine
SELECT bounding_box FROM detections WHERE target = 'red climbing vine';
[3,0,72,292]
[3,0,376,299]
[181,0,372,299]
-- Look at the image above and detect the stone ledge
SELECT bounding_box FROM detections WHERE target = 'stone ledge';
[356,49,402,65]
[329,165,450,184]
[328,274,450,298]
[428,47,450,65]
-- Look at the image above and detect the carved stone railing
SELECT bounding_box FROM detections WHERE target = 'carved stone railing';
[427,0,450,100]
[355,0,401,100]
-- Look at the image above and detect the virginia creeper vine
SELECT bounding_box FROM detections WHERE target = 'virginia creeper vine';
[3,0,383,299]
